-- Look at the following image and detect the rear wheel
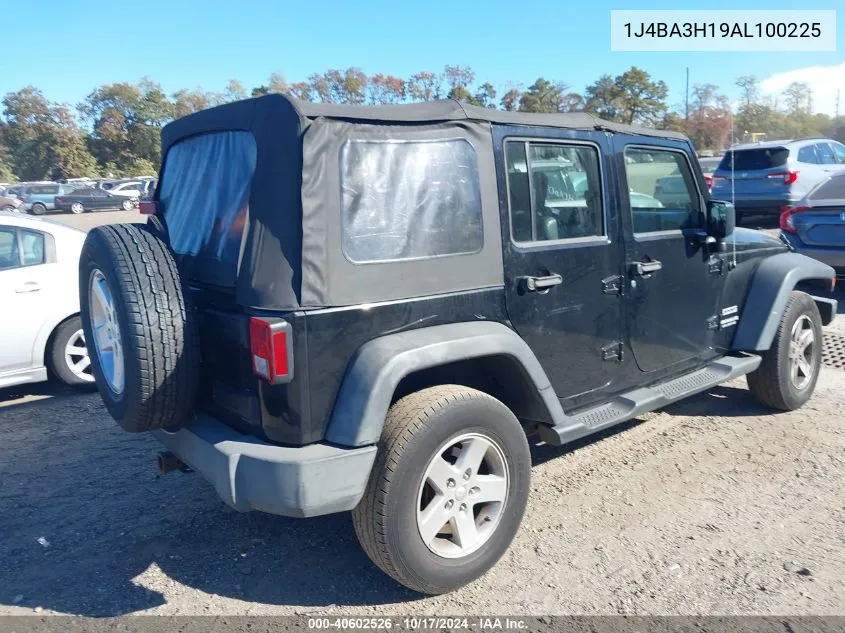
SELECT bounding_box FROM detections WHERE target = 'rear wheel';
[48,316,94,387]
[121,199,134,211]
[79,223,199,432]
[0,205,14,212]
[352,385,530,594]
[71,202,85,214]
[746,291,822,411]
[31,203,47,215]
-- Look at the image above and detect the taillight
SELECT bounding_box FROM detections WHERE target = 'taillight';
[711,175,725,186]
[138,200,158,215]
[767,170,799,185]
[780,205,809,234]
[54,197,62,205]
[17,195,26,201]
[249,317,293,384]
[704,175,713,189]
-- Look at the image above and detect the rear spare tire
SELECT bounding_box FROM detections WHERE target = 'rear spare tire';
[79,223,199,432]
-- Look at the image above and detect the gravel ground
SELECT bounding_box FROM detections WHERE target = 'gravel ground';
[1,211,842,616]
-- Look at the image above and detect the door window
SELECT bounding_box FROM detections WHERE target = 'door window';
[506,141,603,243]
[624,147,702,234]
[816,143,837,165]
[0,228,20,270]
[20,230,45,266]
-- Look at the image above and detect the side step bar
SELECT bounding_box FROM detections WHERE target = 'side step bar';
[538,354,761,446]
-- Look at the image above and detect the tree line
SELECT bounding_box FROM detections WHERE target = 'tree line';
[2,65,843,183]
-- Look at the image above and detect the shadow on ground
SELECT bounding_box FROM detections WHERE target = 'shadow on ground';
[0,392,423,616]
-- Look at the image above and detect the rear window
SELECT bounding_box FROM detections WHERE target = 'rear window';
[340,139,483,264]
[719,148,789,171]
[159,130,257,286]
[810,175,845,201]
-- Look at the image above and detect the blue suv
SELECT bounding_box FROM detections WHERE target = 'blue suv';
[711,138,845,224]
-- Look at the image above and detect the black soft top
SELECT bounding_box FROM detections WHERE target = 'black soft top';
[162,94,687,153]
[158,94,690,310]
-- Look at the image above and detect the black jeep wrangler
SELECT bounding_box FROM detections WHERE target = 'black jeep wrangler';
[79,95,837,595]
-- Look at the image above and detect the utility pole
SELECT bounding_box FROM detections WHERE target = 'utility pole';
[685,67,690,120]
[837,89,841,118]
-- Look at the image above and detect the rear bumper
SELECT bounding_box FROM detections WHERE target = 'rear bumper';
[154,415,377,518]
[781,234,845,273]
[712,196,796,215]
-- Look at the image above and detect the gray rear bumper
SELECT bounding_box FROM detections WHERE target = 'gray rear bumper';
[154,415,377,518]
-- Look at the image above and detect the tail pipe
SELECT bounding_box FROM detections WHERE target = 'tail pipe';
[157,451,190,474]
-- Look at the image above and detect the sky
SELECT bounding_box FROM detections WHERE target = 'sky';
[1,0,843,115]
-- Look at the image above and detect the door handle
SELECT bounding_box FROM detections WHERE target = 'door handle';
[521,273,563,292]
[630,260,663,276]
[15,281,41,293]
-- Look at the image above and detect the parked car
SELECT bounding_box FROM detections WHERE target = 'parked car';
[54,188,137,213]
[0,212,93,389]
[698,156,722,190]
[781,172,845,276]
[108,181,144,198]
[79,95,836,596]
[711,138,845,224]
[0,195,22,212]
[19,183,79,215]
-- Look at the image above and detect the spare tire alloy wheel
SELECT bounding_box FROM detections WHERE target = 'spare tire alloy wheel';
[89,269,124,395]
[79,223,199,432]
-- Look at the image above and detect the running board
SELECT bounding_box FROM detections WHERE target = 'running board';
[538,354,761,446]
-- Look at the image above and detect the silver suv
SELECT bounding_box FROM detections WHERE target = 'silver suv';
[711,138,845,224]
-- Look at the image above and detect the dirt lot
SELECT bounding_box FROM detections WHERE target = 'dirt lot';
[1,211,843,616]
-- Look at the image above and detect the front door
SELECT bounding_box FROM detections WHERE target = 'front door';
[615,139,724,374]
[497,129,625,407]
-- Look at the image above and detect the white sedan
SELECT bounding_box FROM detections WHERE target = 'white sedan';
[0,212,94,389]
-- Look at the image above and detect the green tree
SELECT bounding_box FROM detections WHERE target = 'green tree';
[518,78,569,113]
[612,67,668,125]
[735,75,759,110]
[584,74,622,120]
[783,81,811,114]
[473,82,497,109]
[3,87,98,180]
[224,79,247,102]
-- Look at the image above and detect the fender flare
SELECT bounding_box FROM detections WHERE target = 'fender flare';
[732,252,835,351]
[324,321,564,447]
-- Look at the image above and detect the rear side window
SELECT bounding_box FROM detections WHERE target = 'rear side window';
[798,146,819,164]
[159,131,257,285]
[810,175,845,201]
[340,139,483,263]
[20,230,45,266]
[719,148,789,171]
[30,185,59,194]
[832,143,845,164]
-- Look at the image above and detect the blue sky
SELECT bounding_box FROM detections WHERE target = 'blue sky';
[1,0,843,114]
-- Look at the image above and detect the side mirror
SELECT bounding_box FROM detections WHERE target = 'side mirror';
[707,199,735,240]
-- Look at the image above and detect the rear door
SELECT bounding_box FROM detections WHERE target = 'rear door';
[614,138,724,374]
[496,127,625,408]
